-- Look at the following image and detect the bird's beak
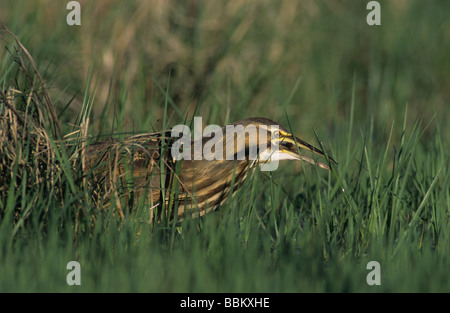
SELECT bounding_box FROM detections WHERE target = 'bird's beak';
[275,132,337,170]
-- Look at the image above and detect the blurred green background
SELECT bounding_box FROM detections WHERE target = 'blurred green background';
[0,0,448,292]
[2,0,449,138]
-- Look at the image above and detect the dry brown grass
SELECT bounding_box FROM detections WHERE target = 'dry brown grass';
[0,23,180,224]
[0,24,66,221]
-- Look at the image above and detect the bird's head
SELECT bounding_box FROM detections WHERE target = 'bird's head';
[223,117,337,170]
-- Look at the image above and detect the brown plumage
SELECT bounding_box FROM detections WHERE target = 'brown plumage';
[83,117,336,221]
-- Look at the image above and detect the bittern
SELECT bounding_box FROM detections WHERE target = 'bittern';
[84,117,336,221]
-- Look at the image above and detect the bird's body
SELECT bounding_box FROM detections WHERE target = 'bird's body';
[84,117,336,221]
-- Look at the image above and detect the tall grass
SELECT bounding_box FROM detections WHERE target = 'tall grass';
[0,0,449,292]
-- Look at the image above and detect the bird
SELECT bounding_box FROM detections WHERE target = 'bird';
[83,117,337,221]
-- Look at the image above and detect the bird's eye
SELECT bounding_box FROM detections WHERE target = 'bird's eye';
[272,130,280,139]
